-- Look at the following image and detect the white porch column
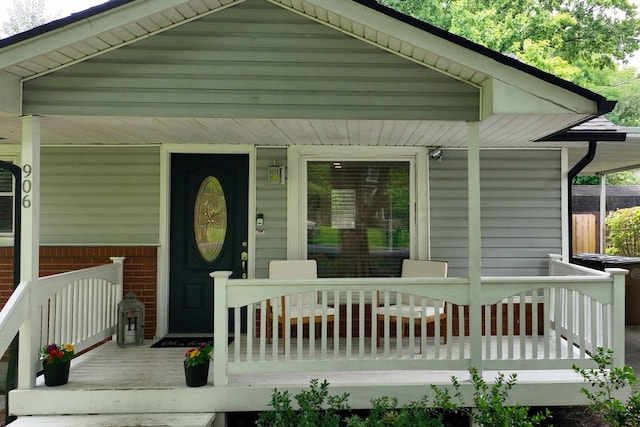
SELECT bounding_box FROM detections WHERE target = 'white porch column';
[599,175,606,253]
[211,270,232,386]
[18,115,41,388]
[467,122,482,371]
[607,268,627,368]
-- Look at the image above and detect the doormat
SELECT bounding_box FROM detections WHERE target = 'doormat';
[150,336,234,348]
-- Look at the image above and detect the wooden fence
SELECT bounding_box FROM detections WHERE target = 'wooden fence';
[573,213,598,253]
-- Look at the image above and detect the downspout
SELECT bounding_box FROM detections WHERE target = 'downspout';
[568,140,597,257]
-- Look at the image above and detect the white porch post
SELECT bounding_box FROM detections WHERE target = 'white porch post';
[607,268,627,368]
[211,270,232,386]
[467,122,482,371]
[110,257,126,341]
[599,176,606,253]
[17,115,41,388]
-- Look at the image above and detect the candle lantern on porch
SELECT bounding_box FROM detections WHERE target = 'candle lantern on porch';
[117,291,145,347]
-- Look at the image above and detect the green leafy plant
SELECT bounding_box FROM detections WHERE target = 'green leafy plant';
[183,342,212,367]
[450,367,550,426]
[573,347,640,426]
[605,206,640,257]
[257,378,350,427]
[257,369,551,426]
[344,393,458,427]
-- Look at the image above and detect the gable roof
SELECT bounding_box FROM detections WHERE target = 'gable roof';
[0,0,620,153]
[0,0,612,114]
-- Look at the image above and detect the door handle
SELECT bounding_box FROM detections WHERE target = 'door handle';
[241,251,248,278]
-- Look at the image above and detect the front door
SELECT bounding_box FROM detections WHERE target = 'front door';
[169,153,249,333]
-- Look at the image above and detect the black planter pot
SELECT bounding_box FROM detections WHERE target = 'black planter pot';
[43,360,70,386]
[184,360,209,387]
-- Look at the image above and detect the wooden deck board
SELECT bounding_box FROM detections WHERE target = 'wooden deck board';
[34,334,585,390]
[10,336,594,418]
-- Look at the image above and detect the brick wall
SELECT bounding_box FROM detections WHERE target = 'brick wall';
[0,246,158,339]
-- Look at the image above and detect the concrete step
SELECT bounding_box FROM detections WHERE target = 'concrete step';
[10,412,215,426]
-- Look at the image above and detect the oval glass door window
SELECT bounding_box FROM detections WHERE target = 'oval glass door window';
[194,176,227,262]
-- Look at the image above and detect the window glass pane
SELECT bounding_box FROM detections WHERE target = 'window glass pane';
[0,197,12,233]
[194,176,227,262]
[0,169,12,193]
[0,167,14,233]
[307,161,410,278]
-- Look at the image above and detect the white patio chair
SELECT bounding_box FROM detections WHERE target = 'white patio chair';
[267,260,335,347]
[376,259,448,346]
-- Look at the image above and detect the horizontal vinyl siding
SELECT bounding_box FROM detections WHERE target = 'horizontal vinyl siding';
[429,151,468,276]
[23,0,479,121]
[255,147,287,278]
[430,149,562,277]
[40,146,160,244]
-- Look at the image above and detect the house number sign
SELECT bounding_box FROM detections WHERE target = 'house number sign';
[22,164,32,208]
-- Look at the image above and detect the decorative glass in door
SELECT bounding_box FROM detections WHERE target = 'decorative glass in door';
[194,176,227,262]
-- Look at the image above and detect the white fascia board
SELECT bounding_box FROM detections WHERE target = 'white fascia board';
[486,78,595,115]
[288,0,601,116]
[0,0,243,69]
[0,71,20,115]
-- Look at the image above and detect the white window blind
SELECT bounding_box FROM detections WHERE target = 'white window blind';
[307,161,410,278]
[0,165,14,234]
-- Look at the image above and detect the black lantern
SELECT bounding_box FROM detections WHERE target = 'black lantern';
[117,291,145,347]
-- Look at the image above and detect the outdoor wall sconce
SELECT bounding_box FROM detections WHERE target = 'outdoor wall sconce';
[268,163,286,184]
[429,147,443,162]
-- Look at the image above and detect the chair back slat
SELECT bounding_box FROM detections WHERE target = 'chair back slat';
[401,260,448,306]
[269,260,318,308]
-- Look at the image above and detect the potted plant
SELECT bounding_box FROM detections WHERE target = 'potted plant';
[39,343,74,386]
[183,342,212,387]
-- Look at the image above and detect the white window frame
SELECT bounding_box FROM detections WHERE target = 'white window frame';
[0,154,20,246]
[287,146,430,261]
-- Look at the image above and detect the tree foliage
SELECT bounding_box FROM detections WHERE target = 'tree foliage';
[377,0,640,124]
[0,0,59,38]
[573,170,640,185]
[379,0,640,72]
[605,206,640,257]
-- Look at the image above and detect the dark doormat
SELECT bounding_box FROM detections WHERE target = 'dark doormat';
[150,336,234,348]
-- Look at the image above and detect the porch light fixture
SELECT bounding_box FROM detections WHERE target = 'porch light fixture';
[429,147,443,162]
[117,291,145,347]
[267,162,286,185]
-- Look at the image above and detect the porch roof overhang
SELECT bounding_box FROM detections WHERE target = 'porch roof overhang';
[0,0,627,166]
[565,127,640,175]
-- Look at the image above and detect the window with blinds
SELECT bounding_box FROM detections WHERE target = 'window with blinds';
[307,161,410,278]
[0,166,14,234]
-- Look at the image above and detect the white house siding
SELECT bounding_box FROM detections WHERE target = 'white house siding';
[40,146,160,244]
[430,149,562,277]
[254,147,287,278]
[21,0,479,122]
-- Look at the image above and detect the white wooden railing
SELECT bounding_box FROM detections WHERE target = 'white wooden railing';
[548,254,627,366]
[0,257,125,388]
[212,256,627,385]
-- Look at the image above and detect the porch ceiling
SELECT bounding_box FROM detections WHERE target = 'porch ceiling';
[0,114,589,147]
[1,115,637,175]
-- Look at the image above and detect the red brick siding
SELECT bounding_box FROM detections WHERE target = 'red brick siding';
[0,246,158,339]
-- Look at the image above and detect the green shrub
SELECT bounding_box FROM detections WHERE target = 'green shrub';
[344,392,460,427]
[450,368,550,427]
[605,206,640,257]
[257,370,550,427]
[574,347,640,426]
[256,378,350,427]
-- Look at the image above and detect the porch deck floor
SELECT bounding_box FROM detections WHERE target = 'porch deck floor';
[34,334,586,390]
